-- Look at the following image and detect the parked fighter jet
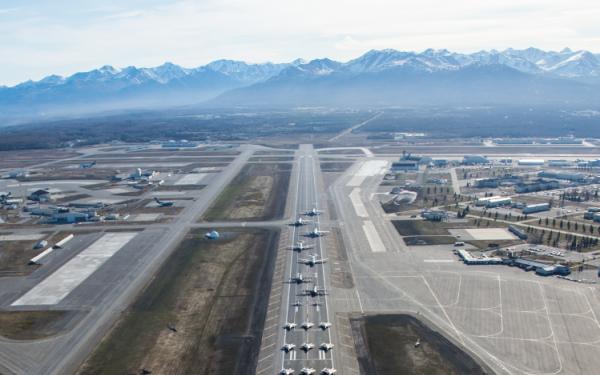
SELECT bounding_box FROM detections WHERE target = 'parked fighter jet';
[280,369,295,375]
[283,322,297,331]
[301,284,328,297]
[79,161,96,169]
[300,368,316,375]
[288,273,312,284]
[292,300,304,307]
[166,323,177,332]
[301,321,314,330]
[290,241,314,252]
[281,343,296,352]
[291,217,312,226]
[154,197,174,207]
[205,230,220,240]
[303,208,323,216]
[321,368,337,375]
[304,227,329,238]
[298,254,327,267]
[301,342,315,352]
[319,322,332,330]
[320,343,335,352]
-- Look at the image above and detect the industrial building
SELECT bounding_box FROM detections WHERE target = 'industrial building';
[537,170,586,182]
[456,249,502,265]
[161,140,199,148]
[522,203,550,214]
[28,189,52,202]
[548,160,571,167]
[514,179,559,193]
[508,258,570,276]
[484,196,512,208]
[508,225,528,240]
[391,160,419,171]
[421,210,448,221]
[463,155,489,165]
[584,207,600,220]
[474,175,521,188]
[518,159,545,166]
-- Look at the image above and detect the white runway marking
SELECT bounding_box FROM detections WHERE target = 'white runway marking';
[175,173,206,185]
[363,220,386,252]
[12,232,137,306]
[349,188,368,217]
[347,160,389,187]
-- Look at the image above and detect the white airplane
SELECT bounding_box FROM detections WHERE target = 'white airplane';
[303,208,323,216]
[298,254,327,267]
[321,368,337,375]
[292,217,312,226]
[280,369,295,375]
[301,284,328,297]
[281,343,296,352]
[301,342,315,352]
[320,343,335,352]
[283,322,297,331]
[292,300,304,307]
[300,368,316,375]
[304,227,329,238]
[288,273,312,284]
[301,321,314,330]
[290,241,314,252]
[154,197,174,207]
[319,322,332,330]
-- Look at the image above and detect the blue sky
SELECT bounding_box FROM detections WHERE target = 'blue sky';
[1,0,600,85]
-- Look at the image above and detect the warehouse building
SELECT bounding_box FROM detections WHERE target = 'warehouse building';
[421,210,448,221]
[484,196,512,208]
[508,225,528,240]
[538,170,586,182]
[463,155,489,165]
[518,159,545,166]
[509,258,570,276]
[514,179,559,193]
[522,203,550,214]
[456,249,502,265]
[391,160,419,171]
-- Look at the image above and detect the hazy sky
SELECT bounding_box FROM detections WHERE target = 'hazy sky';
[2,0,600,85]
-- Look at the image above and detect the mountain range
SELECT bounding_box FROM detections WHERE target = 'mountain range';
[1,48,600,124]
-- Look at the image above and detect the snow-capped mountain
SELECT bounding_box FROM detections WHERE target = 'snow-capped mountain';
[1,47,599,124]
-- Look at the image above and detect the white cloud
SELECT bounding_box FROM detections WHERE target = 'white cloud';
[1,0,600,85]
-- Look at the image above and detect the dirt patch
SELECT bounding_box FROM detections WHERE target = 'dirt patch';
[326,228,354,289]
[351,314,492,375]
[78,228,279,375]
[203,163,291,222]
[0,310,82,340]
[404,236,457,246]
[0,239,47,276]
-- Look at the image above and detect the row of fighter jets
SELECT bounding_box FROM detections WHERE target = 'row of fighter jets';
[280,208,336,375]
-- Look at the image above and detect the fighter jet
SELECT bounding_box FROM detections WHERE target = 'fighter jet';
[283,322,297,331]
[166,323,177,332]
[291,217,312,226]
[288,273,312,284]
[319,343,335,352]
[298,254,327,267]
[290,241,314,252]
[205,230,220,240]
[300,284,328,297]
[304,227,329,238]
[320,368,337,375]
[154,197,174,207]
[280,369,295,375]
[303,208,323,216]
[300,368,316,375]
[79,161,96,169]
[301,342,315,352]
[292,300,304,307]
[300,321,314,330]
[319,322,332,330]
[281,343,296,352]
